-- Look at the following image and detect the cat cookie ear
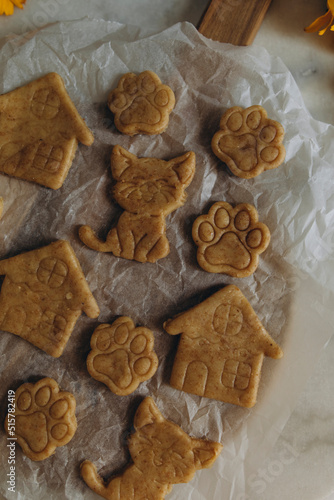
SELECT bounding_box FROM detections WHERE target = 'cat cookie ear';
[169,151,196,187]
[191,438,223,470]
[134,397,164,430]
[111,145,137,180]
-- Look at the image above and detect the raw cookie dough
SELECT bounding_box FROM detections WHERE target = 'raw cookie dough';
[86,317,159,395]
[79,145,196,263]
[0,72,94,189]
[81,397,222,499]
[0,240,100,357]
[192,201,270,277]
[211,105,285,178]
[164,285,283,408]
[108,70,175,135]
[4,377,77,461]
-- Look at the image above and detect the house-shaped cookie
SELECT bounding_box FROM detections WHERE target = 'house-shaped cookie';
[0,72,94,189]
[0,240,100,357]
[164,285,283,408]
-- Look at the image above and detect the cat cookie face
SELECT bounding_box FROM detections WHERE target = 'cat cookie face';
[81,397,222,500]
[111,145,196,216]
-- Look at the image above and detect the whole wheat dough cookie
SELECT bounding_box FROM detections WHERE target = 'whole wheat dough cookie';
[4,377,77,461]
[192,201,270,277]
[81,397,222,500]
[211,105,285,178]
[107,71,175,135]
[164,285,283,408]
[0,240,100,357]
[0,72,94,189]
[87,317,159,395]
[79,145,196,263]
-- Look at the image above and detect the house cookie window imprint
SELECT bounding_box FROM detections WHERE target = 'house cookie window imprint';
[0,240,100,357]
[0,72,94,189]
[164,285,283,408]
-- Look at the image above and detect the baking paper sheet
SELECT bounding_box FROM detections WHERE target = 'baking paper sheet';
[0,19,334,500]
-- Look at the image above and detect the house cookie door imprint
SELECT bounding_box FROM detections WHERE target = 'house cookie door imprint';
[164,285,283,408]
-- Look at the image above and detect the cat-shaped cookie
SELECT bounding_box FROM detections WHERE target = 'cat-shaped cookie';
[79,146,196,263]
[81,397,222,500]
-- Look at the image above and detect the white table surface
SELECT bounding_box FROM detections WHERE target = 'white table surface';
[0,1,333,499]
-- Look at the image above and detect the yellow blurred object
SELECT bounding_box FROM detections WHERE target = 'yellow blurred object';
[0,0,26,16]
[305,0,334,35]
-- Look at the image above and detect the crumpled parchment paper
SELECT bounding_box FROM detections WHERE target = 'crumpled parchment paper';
[0,18,334,500]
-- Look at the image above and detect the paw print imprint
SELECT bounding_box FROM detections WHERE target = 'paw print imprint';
[211,105,286,178]
[107,70,175,135]
[5,378,77,461]
[87,317,159,395]
[192,202,271,278]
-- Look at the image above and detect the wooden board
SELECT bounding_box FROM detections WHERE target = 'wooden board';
[198,0,272,46]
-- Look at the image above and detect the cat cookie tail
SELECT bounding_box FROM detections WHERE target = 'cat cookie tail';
[79,225,119,253]
[80,461,110,499]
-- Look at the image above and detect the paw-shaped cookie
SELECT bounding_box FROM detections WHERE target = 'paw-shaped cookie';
[192,202,270,277]
[211,105,285,178]
[4,378,77,461]
[87,317,159,395]
[107,71,175,135]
